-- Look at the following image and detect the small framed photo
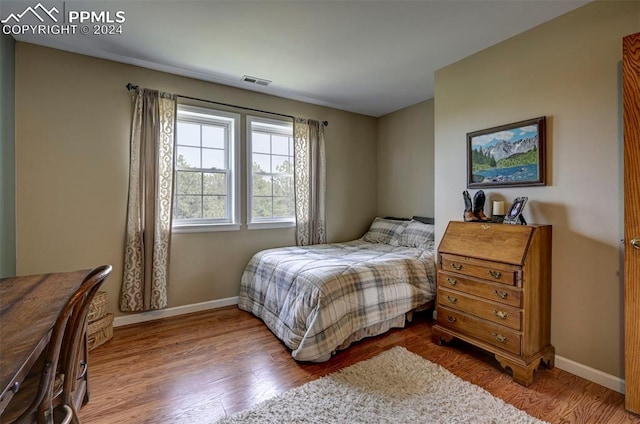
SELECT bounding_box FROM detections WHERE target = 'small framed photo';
[467,117,546,188]
[503,197,528,225]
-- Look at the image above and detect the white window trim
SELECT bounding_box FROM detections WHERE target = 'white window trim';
[246,115,296,230]
[172,105,241,233]
[246,221,296,230]
[172,223,241,233]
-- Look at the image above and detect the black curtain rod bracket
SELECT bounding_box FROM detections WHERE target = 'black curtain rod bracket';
[125,82,327,126]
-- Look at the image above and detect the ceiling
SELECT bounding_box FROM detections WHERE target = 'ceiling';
[5,0,589,117]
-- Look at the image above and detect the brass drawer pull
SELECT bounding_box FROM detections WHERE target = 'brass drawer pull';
[446,315,457,323]
[446,277,457,286]
[493,333,508,343]
[493,310,508,320]
[451,263,462,271]
[446,296,457,304]
[494,290,508,299]
[488,270,502,279]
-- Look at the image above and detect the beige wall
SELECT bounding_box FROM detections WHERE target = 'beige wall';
[434,0,639,378]
[15,43,378,317]
[377,99,434,218]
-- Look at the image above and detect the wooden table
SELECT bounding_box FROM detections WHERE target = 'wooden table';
[0,269,91,413]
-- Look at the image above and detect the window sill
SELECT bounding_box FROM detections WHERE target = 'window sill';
[247,221,296,230]
[172,223,241,233]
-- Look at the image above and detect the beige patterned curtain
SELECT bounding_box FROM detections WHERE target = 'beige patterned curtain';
[294,118,326,246]
[121,89,176,312]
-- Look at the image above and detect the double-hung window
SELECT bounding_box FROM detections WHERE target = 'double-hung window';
[173,105,240,232]
[247,116,295,229]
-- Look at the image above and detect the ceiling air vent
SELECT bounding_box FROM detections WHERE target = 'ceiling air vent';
[242,75,271,86]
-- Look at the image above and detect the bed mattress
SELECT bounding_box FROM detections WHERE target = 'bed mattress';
[238,240,436,362]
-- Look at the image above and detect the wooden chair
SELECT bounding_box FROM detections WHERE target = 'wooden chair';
[1,265,113,424]
[53,265,112,423]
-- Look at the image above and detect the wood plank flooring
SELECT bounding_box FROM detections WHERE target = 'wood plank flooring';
[79,306,640,424]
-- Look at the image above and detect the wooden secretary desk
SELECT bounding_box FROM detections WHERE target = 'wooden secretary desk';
[431,221,554,386]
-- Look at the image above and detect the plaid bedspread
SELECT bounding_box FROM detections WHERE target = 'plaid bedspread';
[238,240,436,362]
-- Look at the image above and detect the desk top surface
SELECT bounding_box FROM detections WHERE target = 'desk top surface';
[0,269,91,400]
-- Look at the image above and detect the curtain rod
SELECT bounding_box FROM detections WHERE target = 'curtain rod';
[125,83,328,126]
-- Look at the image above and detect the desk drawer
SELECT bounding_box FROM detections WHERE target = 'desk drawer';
[441,255,519,286]
[438,271,522,308]
[0,333,49,414]
[437,288,522,330]
[438,305,522,356]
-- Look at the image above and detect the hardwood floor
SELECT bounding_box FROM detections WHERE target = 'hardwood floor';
[79,306,640,424]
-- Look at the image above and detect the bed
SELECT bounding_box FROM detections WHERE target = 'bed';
[238,217,437,362]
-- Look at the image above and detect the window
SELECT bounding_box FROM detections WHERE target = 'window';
[173,105,240,232]
[247,116,295,229]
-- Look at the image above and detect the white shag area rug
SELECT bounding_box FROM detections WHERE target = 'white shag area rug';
[215,346,548,424]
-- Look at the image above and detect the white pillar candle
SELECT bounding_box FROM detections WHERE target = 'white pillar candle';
[492,200,505,215]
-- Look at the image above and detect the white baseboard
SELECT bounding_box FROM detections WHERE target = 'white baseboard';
[114,300,625,394]
[113,296,239,328]
[555,355,625,394]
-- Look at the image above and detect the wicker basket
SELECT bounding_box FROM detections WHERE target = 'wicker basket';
[87,291,108,323]
[88,313,114,351]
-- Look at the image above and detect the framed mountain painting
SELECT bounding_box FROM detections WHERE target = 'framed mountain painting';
[467,116,546,188]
